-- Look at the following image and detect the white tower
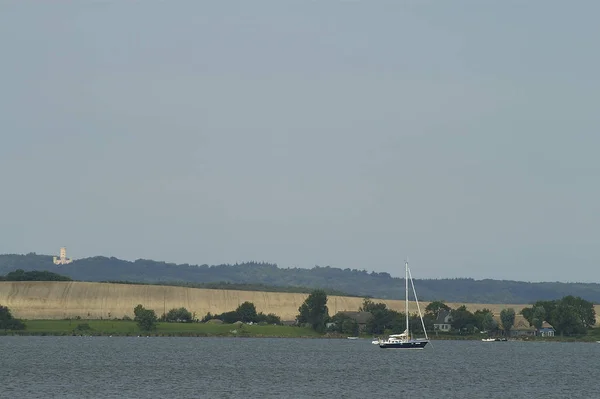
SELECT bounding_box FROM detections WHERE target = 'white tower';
[53,247,73,265]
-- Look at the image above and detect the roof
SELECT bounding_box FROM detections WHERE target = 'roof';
[434,310,451,324]
[513,318,536,331]
[540,321,555,330]
[492,314,535,331]
[338,311,372,324]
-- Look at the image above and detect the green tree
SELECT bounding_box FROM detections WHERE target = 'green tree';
[359,298,387,313]
[236,301,258,323]
[550,296,595,336]
[531,306,546,329]
[133,304,145,320]
[425,300,451,319]
[482,312,498,333]
[0,305,26,330]
[521,297,595,336]
[363,301,404,335]
[559,296,596,329]
[214,311,238,324]
[201,312,214,322]
[329,312,359,335]
[409,313,432,334]
[552,302,584,336]
[521,307,533,324]
[4,269,71,281]
[474,308,497,332]
[296,289,329,332]
[521,300,555,328]
[500,308,515,337]
[165,307,193,323]
[133,304,158,331]
[450,305,477,334]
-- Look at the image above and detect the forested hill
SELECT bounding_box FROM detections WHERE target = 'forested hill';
[1,253,599,304]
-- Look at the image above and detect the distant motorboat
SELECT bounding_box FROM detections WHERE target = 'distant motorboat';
[482,337,507,342]
[347,336,359,340]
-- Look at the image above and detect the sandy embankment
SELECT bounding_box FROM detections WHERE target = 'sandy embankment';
[1,281,598,323]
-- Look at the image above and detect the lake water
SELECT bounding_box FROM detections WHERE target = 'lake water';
[0,336,598,398]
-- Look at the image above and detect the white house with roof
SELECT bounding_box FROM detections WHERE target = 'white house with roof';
[433,310,452,332]
[538,321,555,337]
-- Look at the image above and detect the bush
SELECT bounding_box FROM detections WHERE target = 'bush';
[75,323,91,331]
[133,304,158,331]
[0,305,26,330]
[258,312,281,325]
[201,312,214,323]
[164,307,193,323]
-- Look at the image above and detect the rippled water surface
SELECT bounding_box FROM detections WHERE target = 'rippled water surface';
[1,337,598,398]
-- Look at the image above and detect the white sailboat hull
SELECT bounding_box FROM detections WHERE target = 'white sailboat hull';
[379,339,429,349]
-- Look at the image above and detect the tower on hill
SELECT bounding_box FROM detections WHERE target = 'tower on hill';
[53,247,73,265]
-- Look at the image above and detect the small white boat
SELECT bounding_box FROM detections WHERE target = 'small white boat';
[371,338,381,344]
[347,336,359,340]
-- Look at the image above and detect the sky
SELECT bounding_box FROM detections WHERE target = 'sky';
[1,1,599,283]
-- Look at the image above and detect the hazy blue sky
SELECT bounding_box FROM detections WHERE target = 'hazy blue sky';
[1,2,599,282]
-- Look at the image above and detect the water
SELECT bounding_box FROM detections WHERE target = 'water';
[1,337,598,398]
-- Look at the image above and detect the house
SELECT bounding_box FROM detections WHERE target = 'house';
[510,316,537,337]
[489,314,535,337]
[337,311,372,331]
[538,321,555,337]
[433,310,452,332]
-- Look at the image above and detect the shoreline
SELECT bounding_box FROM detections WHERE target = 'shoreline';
[1,330,598,343]
[1,334,598,343]
[2,318,598,343]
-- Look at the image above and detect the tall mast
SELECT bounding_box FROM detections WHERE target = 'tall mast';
[405,259,409,337]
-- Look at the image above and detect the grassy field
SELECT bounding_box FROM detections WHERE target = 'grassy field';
[3,320,599,341]
[4,319,323,338]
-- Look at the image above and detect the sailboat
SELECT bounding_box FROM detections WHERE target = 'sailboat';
[379,260,429,349]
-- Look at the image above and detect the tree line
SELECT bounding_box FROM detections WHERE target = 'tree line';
[3,253,600,303]
[130,302,283,331]
[295,291,597,338]
[0,269,72,281]
[520,296,596,336]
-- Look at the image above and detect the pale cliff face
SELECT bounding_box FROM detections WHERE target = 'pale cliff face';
[4,281,595,325]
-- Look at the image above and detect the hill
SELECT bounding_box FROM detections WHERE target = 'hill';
[1,253,599,304]
[0,281,533,321]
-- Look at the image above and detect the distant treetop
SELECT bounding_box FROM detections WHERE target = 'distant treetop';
[0,269,72,282]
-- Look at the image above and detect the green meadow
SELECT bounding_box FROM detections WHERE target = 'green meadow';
[4,319,323,338]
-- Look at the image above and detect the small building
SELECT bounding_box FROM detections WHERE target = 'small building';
[337,311,372,331]
[538,321,555,337]
[433,310,452,332]
[53,247,73,265]
[509,315,536,337]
